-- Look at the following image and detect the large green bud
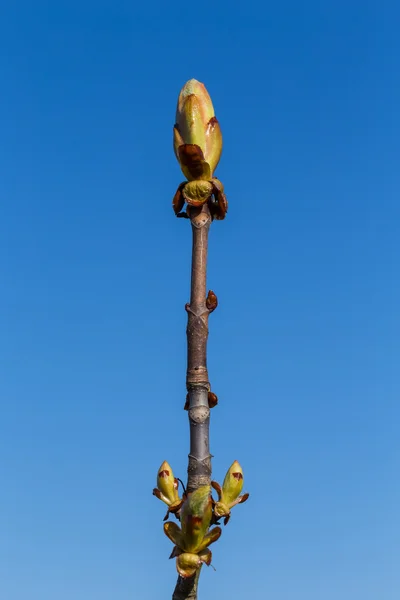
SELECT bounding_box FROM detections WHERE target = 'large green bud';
[173,79,223,181]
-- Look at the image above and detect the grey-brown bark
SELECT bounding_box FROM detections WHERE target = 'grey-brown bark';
[172,204,212,600]
[172,567,201,600]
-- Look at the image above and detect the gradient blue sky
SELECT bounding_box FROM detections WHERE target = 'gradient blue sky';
[0,2,399,599]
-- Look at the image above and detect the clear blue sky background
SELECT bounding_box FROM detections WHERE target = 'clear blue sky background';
[0,1,399,599]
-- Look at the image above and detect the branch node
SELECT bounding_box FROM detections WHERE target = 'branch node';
[188,454,213,465]
[189,206,212,229]
[185,304,209,318]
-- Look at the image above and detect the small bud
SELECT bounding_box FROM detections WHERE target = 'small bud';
[153,461,182,515]
[208,391,218,409]
[212,461,249,523]
[221,461,244,506]
[184,393,190,411]
[206,290,218,313]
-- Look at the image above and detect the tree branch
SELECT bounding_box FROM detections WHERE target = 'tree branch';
[172,204,212,600]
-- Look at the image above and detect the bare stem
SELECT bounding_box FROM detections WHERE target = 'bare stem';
[172,567,202,600]
[172,204,212,600]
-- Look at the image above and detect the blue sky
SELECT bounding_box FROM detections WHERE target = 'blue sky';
[0,1,399,599]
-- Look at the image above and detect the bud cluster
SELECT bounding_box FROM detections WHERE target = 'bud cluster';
[153,461,249,578]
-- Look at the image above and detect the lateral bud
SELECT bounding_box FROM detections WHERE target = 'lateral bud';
[153,461,183,520]
[211,461,249,525]
[206,290,218,312]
